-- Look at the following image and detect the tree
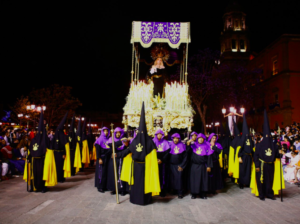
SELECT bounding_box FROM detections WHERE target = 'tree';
[186,49,221,134]
[11,85,82,128]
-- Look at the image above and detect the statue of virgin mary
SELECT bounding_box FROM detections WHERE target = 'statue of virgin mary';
[146,45,170,97]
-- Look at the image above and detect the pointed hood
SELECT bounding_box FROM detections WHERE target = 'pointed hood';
[76,116,82,143]
[54,112,68,149]
[68,114,76,149]
[263,110,271,138]
[128,102,158,161]
[29,110,47,157]
[256,110,277,162]
[231,117,241,149]
[240,114,254,153]
[82,118,87,141]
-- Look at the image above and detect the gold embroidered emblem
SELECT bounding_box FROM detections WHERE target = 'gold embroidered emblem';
[157,143,163,152]
[246,139,250,146]
[56,139,59,142]
[196,147,202,155]
[105,143,110,149]
[265,148,272,156]
[33,143,39,151]
[69,136,72,142]
[77,136,80,141]
[174,146,180,154]
[136,143,143,152]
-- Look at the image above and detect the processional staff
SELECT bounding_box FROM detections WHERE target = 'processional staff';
[110,123,120,204]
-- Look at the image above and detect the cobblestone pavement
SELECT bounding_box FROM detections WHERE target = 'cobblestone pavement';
[0,168,299,224]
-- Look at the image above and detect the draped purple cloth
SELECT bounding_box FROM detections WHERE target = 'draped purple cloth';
[95,127,110,149]
[190,133,211,156]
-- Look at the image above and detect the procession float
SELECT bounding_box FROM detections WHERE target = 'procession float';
[122,21,194,136]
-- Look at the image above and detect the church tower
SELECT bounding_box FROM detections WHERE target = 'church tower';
[220,1,250,63]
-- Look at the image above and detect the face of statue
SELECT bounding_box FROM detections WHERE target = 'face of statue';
[157,133,162,140]
[116,132,121,138]
[198,138,204,144]
[104,129,108,136]
[192,134,197,141]
[173,137,179,144]
[155,58,163,67]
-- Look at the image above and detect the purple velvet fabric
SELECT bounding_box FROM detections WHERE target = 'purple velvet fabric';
[169,133,186,155]
[95,127,110,149]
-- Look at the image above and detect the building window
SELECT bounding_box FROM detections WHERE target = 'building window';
[232,39,237,52]
[273,59,278,75]
[240,40,245,52]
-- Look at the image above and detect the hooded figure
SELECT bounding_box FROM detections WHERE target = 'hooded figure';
[74,116,82,173]
[87,119,95,164]
[153,129,170,197]
[237,114,254,188]
[228,117,241,178]
[53,112,68,182]
[188,133,213,199]
[27,110,47,192]
[106,127,128,195]
[118,102,161,205]
[207,133,224,193]
[94,127,111,192]
[81,119,90,168]
[68,114,77,176]
[168,133,187,198]
[253,110,284,200]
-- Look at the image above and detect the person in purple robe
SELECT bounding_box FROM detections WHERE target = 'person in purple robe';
[168,133,187,199]
[94,127,110,193]
[187,133,213,199]
[153,129,170,197]
[106,127,128,195]
[207,133,224,194]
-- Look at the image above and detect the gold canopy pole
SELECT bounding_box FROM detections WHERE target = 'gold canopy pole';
[131,44,135,83]
[110,123,120,204]
[185,43,189,84]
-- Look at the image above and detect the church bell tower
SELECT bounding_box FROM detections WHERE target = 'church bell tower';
[220,1,250,63]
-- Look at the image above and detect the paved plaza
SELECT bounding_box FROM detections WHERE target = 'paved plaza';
[0,168,299,224]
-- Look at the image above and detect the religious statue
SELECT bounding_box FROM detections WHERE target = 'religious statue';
[146,45,170,97]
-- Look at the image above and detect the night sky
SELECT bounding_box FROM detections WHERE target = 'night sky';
[2,0,299,113]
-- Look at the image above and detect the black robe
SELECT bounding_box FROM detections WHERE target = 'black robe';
[238,145,253,186]
[156,149,170,192]
[169,151,187,192]
[146,67,169,97]
[105,141,128,193]
[254,141,279,199]
[95,144,110,190]
[117,147,152,206]
[188,146,212,194]
[52,138,66,183]
[208,146,224,192]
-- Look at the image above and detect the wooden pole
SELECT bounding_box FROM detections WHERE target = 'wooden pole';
[110,123,120,204]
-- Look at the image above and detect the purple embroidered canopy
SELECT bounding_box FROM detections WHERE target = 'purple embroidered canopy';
[131,21,191,48]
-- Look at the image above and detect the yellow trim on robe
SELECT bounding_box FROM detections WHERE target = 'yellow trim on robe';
[63,143,71,178]
[120,153,134,185]
[272,158,285,195]
[219,151,223,168]
[81,140,90,168]
[74,142,82,173]
[250,161,259,196]
[43,149,57,187]
[23,161,32,185]
[228,146,235,176]
[92,145,97,160]
[145,149,161,196]
[233,146,241,180]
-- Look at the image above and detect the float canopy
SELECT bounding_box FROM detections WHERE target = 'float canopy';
[131,21,191,49]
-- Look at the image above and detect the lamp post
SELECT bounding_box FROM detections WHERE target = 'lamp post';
[222,105,245,135]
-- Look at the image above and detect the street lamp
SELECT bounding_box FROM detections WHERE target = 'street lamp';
[31,104,35,110]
